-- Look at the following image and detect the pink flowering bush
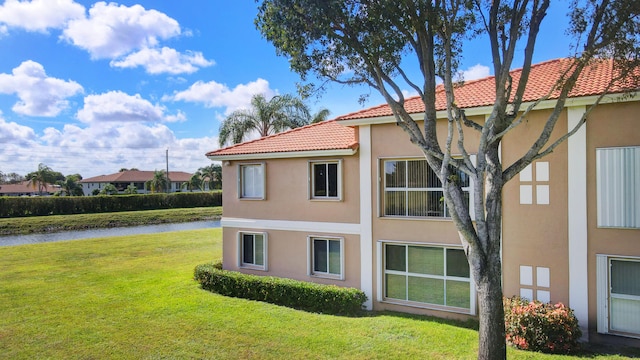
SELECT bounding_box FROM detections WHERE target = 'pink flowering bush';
[504,296,582,354]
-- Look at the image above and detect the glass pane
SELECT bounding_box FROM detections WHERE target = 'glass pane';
[328,240,341,275]
[427,165,442,188]
[328,163,338,197]
[446,280,470,308]
[385,160,406,188]
[446,249,470,278]
[610,297,640,334]
[407,190,428,216]
[386,274,406,300]
[449,165,470,187]
[611,260,640,296]
[407,160,427,188]
[313,163,327,197]
[385,245,406,271]
[427,190,444,217]
[408,246,443,275]
[408,276,444,305]
[254,235,264,266]
[314,239,328,273]
[384,191,406,216]
[242,165,263,198]
[242,234,254,264]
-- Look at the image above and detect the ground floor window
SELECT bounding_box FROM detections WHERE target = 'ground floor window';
[308,236,343,279]
[597,255,640,336]
[383,243,473,312]
[239,232,267,270]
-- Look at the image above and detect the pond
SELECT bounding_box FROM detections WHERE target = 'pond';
[0,220,221,247]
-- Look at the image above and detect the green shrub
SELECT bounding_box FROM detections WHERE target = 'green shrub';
[194,263,367,316]
[0,191,222,217]
[504,296,581,354]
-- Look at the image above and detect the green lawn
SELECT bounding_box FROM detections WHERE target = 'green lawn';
[0,229,635,359]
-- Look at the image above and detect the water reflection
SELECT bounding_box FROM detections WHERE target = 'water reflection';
[0,220,221,247]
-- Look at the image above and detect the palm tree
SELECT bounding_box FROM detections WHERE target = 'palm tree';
[182,172,204,192]
[99,183,118,195]
[199,164,222,190]
[311,108,331,123]
[124,184,138,194]
[145,170,168,193]
[218,94,311,146]
[58,174,84,196]
[26,163,59,195]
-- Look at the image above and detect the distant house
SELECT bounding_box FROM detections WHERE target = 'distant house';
[206,58,640,347]
[79,170,193,195]
[0,181,59,196]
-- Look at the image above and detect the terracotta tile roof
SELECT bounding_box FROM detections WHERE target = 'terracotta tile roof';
[80,170,193,183]
[205,120,358,158]
[338,58,640,120]
[0,181,58,195]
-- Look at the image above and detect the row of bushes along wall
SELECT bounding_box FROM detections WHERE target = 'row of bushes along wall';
[0,191,222,218]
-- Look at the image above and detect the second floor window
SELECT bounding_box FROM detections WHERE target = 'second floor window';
[239,163,265,199]
[310,161,341,199]
[383,159,470,218]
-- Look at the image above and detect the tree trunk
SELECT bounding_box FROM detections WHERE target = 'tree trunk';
[476,261,507,360]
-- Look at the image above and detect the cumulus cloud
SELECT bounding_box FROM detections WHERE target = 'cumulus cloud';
[0,60,83,117]
[0,0,85,32]
[0,113,36,145]
[457,64,491,82]
[76,90,172,123]
[169,78,276,114]
[61,2,181,59]
[110,47,214,74]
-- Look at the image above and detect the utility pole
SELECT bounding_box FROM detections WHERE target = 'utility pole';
[166,149,170,193]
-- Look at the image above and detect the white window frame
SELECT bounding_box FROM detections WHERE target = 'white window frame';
[381,158,472,218]
[379,241,475,314]
[309,160,342,200]
[307,236,344,280]
[596,146,640,229]
[597,254,640,338]
[238,231,268,271]
[238,163,266,200]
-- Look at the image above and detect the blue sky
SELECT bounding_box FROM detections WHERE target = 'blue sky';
[0,0,575,178]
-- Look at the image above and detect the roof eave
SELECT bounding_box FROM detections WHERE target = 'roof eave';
[337,92,638,125]
[206,146,359,161]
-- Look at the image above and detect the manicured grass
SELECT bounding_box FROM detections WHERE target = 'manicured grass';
[0,206,222,235]
[0,229,636,359]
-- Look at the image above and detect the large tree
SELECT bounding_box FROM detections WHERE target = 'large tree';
[218,93,311,146]
[256,1,639,359]
[26,163,64,195]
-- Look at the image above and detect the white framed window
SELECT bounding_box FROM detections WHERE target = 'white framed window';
[382,243,474,313]
[310,160,341,200]
[238,163,265,199]
[238,232,267,270]
[382,159,470,218]
[596,146,639,228]
[308,236,344,279]
[597,255,640,337]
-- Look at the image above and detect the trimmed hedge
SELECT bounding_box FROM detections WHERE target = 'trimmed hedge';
[504,296,582,354]
[0,191,222,218]
[194,263,367,316]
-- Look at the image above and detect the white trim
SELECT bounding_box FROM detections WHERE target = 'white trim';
[337,93,637,126]
[207,148,358,161]
[596,254,614,335]
[567,105,589,340]
[221,217,361,235]
[359,125,374,310]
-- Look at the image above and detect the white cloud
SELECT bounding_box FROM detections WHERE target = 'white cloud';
[0,113,36,145]
[169,78,276,114]
[61,2,180,59]
[76,90,172,123]
[0,0,85,32]
[0,60,83,117]
[457,64,491,82]
[110,47,214,74]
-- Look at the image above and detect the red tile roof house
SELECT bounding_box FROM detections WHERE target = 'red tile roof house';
[79,170,193,195]
[0,181,59,196]
[206,58,640,347]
